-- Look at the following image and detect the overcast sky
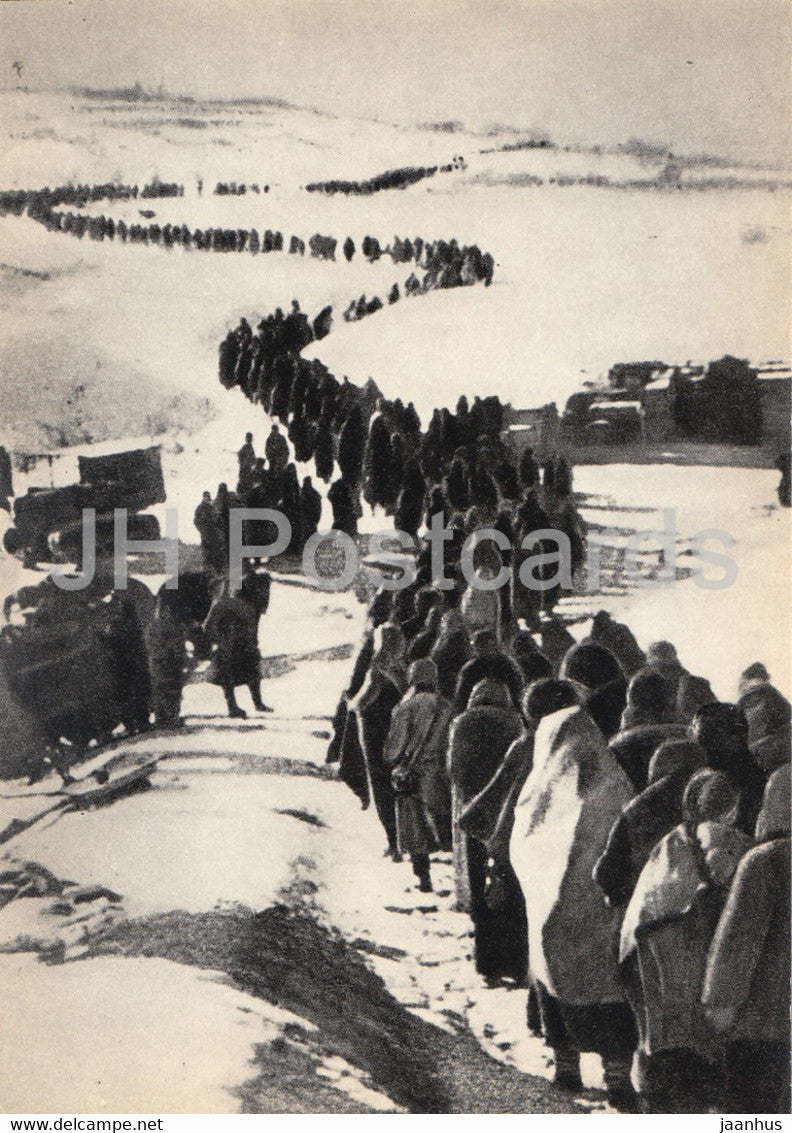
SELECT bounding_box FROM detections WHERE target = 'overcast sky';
[1,0,789,163]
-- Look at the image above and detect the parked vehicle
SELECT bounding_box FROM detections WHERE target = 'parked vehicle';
[3,445,165,565]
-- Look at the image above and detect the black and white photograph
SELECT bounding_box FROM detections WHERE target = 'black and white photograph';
[0,0,790,1118]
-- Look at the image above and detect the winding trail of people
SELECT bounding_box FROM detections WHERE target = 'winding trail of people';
[1,159,789,1115]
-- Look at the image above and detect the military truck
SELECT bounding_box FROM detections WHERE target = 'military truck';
[0,572,156,779]
[3,445,165,565]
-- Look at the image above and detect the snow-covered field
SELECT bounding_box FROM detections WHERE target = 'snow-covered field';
[0,87,790,1114]
[572,464,790,698]
[1,89,789,444]
[0,706,603,1114]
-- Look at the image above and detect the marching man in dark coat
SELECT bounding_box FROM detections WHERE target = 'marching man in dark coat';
[265,423,289,476]
[300,476,322,546]
[237,432,257,495]
[586,610,646,677]
[145,598,187,728]
[194,491,224,573]
[737,662,791,773]
[203,582,272,718]
[703,766,791,1113]
[340,623,407,857]
[0,444,12,512]
[328,476,359,537]
[447,678,523,957]
[619,770,750,1112]
[384,658,453,891]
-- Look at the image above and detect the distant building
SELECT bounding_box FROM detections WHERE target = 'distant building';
[607,361,667,391]
[503,403,559,460]
[532,357,790,459]
[757,369,792,454]
[671,356,763,446]
[586,399,644,444]
[641,371,676,443]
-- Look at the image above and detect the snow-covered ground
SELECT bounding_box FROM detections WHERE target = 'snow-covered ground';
[0,87,789,1114]
[1,456,787,1112]
[0,728,599,1113]
[2,953,322,1113]
[1,89,789,446]
[571,464,791,699]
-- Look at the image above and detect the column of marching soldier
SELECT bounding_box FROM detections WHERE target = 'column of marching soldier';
[331,572,790,1115]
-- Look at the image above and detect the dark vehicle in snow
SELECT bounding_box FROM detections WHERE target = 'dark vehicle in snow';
[3,445,165,565]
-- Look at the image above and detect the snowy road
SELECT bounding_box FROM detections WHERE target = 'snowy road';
[0,726,585,1113]
[0,583,587,1115]
[2,454,789,1112]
